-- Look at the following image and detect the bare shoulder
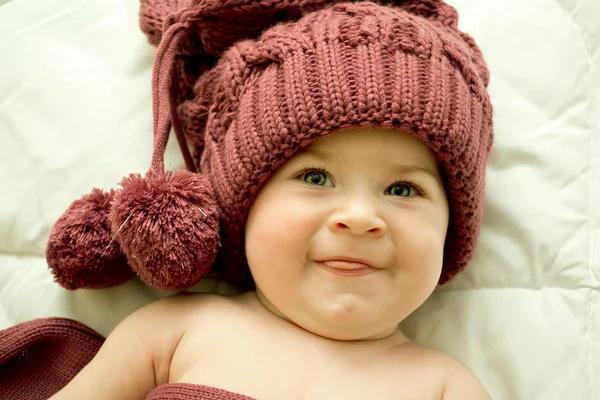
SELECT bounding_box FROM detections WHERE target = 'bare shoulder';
[140,291,240,324]
[141,291,239,335]
[387,342,490,400]
[423,347,490,400]
[49,292,222,399]
[166,292,258,382]
[123,291,221,334]
[120,292,234,382]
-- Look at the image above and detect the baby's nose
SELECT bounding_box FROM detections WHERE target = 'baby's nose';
[327,199,386,236]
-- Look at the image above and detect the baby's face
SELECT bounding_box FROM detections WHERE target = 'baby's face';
[244,127,449,341]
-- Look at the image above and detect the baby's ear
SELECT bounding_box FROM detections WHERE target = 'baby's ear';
[46,188,134,289]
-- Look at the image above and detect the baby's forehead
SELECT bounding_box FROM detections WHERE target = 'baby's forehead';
[296,127,438,166]
[307,127,423,147]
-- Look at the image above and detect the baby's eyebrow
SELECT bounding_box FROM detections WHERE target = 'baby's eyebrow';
[389,164,440,182]
[301,148,332,162]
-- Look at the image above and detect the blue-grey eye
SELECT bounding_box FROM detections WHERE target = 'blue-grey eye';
[386,183,415,197]
[304,170,328,185]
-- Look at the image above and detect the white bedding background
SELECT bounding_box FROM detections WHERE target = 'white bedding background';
[1,0,599,398]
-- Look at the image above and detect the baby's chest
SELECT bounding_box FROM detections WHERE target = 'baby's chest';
[169,333,445,400]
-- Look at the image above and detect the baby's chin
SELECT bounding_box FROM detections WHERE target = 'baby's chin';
[254,288,406,341]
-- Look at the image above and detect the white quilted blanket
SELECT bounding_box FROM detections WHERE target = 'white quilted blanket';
[1,0,598,398]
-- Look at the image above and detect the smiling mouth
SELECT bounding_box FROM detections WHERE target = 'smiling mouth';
[317,260,380,277]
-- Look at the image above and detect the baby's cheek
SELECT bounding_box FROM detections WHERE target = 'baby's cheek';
[400,228,444,305]
[407,224,445,272]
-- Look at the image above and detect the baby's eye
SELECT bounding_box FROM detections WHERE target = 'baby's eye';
[301,169,332,186]
[386,182,418,197]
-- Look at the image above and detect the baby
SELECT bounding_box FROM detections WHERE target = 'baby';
[47,1,493,399]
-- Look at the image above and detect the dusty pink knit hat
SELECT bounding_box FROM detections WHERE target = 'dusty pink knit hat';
[46,0,493,291]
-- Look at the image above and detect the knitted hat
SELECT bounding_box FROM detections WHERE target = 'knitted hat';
[46,0,493,291]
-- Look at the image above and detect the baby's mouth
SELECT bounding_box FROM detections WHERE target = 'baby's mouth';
[317,260,381,277]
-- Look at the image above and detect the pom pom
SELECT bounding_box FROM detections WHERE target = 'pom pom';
[111,171,220,290]
[46,189,134,290]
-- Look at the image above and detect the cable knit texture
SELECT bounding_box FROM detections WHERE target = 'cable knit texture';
[46,0,493,291]
[0,318,103,400]
[147,383,258,399]
[163,0,493,286]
